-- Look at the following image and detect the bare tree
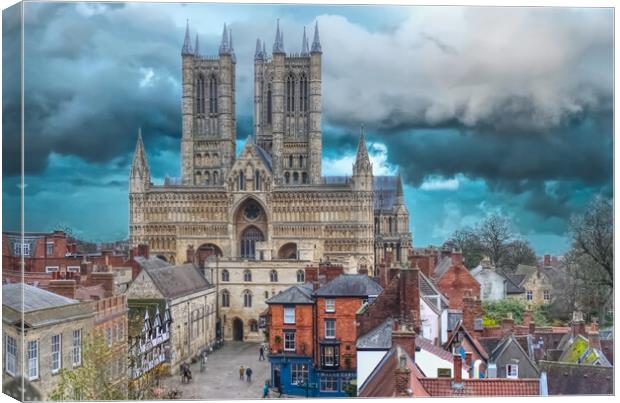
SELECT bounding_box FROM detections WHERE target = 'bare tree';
[447,229,484,269]
[477,215,513,266]
[570,197,613,287]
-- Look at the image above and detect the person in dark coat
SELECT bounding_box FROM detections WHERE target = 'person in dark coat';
[246,367,253,383]
[259,345,265,361]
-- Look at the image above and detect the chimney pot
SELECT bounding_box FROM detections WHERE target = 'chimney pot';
[453,354,463,382]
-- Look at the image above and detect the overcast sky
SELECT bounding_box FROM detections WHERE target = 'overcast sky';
[2,2,613,254]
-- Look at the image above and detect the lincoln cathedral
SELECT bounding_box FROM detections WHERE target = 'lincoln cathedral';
[128,20,412,341]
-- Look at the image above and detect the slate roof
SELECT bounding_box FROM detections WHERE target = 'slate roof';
[144,263,212,299]
[418,378,540,397]
[505,274,526,293]
[356,318,393,350]
[321,176,350,185]
[314,274,383,297]
[3,283,78,312]
[419,271,448,311]
[253,143,273,171]
[266,283,313,304]
[433,256,453,279]
[538,360,613,395]
[134,256,171,270]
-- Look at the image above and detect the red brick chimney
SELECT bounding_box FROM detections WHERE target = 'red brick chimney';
[399,266,421,333]
[462,289,475,332]
[391,323,416,362]
[137,244,149,259]
[48,279,76,299]
[465,351,473,377]
[501,313,515,336]
[453,354,463,383]
[543,254,551,267]
[394,350,412,397]
[451,250,463,265]
[523,310,532,327]
[588,317,601,351]
[86,272,115,297]
[571,311,586,337]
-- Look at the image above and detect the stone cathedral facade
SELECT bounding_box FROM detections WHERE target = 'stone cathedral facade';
[129,21,412,341]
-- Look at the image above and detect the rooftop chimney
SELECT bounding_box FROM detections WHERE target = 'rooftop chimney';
[48,279,76,299]
[571,311,586,337]
[453,354,463,383]
[391,323,417,362]
[543,254,551,267]
[501,313,515,336]
[588,317,601,351]
[394,349,412,397]
[523,310,532,327]
[137,244,149,259]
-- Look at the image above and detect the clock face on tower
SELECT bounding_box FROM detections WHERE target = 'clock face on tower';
[244,203,261,220]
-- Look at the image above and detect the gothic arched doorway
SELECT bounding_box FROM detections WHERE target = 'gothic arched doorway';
[277,242,297,259]
[240,226,264,259]
[232,317,244,341]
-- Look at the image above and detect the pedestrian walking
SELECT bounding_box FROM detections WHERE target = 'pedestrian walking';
[239,365,245,380]
[259,345,265,361]
[246,367,253,383]
[262,381,269,398]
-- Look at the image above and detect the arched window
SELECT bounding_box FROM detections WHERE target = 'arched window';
[293,172,299,184]
[299,74,308,112]
[240,227,264,259]
[222,269,229,282]
[205,171,210,186]
[302,172,308,184]
[285,172,290,184]
[297,270,305,283]
[196,171,202,184]
[299,155,304,168]
[238,172,245,191]
[255,170,261,191]
[389,217,394,233]
[374,217,380,234]
[286,74,295,113]
[267,83,272,124]
[270,270,278,282]
[243,269,252,282]
[209,75,218,114]
[221,290,230,307]
[289,155,294,168]
[213,171,219,185]
[243,290,252,308]
[197,74,206,114]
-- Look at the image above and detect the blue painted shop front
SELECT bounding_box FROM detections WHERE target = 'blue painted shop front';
[269,355,355,397]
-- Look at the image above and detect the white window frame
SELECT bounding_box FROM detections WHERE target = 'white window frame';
[73,329,82,366]
[506,364,519,379]
[319,374,338,392]
[46,242,54,256]
[45,266,59,273]
[325,319,336,339]
[284,306,295,324]
[14,242,30,256]
[67,266,80,273]
[27,340,39,380]
[526,290,533,301]
[284,331,296,351]
[543,290,550,301]
[325,299,335,313]
[5,335,17,376]
[51,334,62,373]
[291,363,308,385]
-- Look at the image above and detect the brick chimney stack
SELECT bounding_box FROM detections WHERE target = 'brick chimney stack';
[391,322,417,362]
[453,354,463,383]
[137,244,149,259]
[523,310,532,327]
[588,317,601,351]
[399,265,421,333]
[48,279,77,299]
[543,254,551,267]
[501,313,515,336]
[86,272,116,297]
[462,289,475,332]
[394,348,412,397]
[451,249,463,265]
[571,311,586,337]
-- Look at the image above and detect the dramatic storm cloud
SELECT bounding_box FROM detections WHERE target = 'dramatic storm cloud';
[2,2,613,253]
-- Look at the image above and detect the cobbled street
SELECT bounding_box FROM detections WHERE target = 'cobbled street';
[161,342,277,400]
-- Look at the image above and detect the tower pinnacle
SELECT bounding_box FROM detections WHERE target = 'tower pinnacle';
[181,19,193,55]
[255,38,263,60]
[301,26,309,55]
[273,18,285,53]
[311,21,322,53]
[354,124,371,172]
[194,34,200,57]
[219,23,231,55]
[131,128,150,179]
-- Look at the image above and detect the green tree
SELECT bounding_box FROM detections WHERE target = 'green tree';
[482,299,526,324]
[499,239,538,273]
[49,333,126,401]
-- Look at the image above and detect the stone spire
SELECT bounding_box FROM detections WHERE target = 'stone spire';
[255,38,263,60]
[194,34,200,57]
[301,26,309,55]
[396,170,405,205]
[131,128,151,179]
[356,124,371,166]
[273,18,285,53]
[262,41,267,58]
[311,21,322,53]
[181,19,193,55]
[219,23,231,55]
[229,28,236,62]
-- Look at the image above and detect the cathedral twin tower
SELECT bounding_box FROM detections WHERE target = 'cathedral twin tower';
[180,20,323,187]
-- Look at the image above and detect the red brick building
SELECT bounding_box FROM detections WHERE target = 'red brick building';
[436,262,481,310]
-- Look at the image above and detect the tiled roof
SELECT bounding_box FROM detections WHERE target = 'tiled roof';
[3,283,78,312]
[373,175,402,211]
[446,320,489,361]
[314,274,383,297]
[419,378,540,396]
[539,360,613,395]
[356,318,393,349]
[266,283,313,304]
[415,336,454,362]
[145,263,212,299]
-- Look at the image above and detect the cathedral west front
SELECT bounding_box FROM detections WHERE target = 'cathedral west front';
[129,20,412,341]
